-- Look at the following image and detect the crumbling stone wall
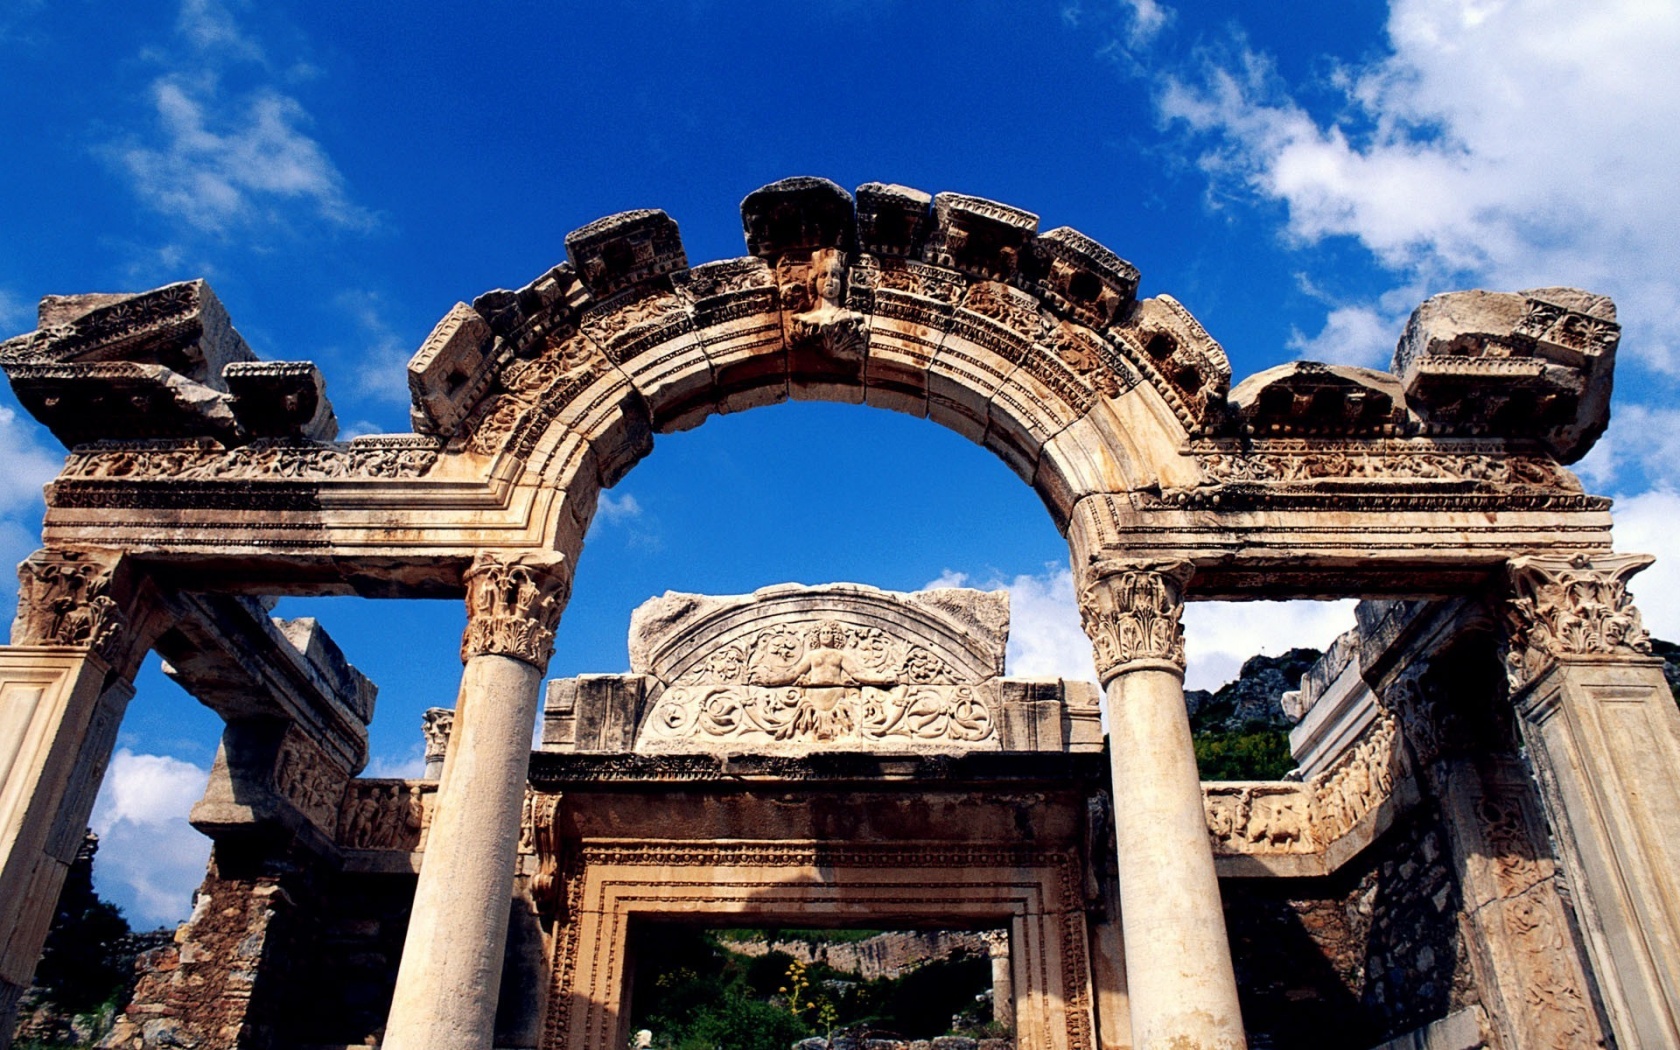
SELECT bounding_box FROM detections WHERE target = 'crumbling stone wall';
[1222,803,1479,1049]
[101,843,331,1050]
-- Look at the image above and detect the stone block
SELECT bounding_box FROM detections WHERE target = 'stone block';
[565,209,687,299]
[224,360,338,440]
[406,303,500,437]
[3,279,255,389]
[923,193,1039,281]
[1394,287,1617,461]
[741,176,856,258]
[856,182,933,257]
[1025,226,1140,329]
[5,360,239,445]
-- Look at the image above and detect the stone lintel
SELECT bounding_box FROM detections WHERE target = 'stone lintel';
[156,592,375,773]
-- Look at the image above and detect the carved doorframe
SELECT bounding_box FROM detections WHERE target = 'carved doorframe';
[540,840,1096,1050]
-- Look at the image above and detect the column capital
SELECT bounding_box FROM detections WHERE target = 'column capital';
[11,548,131,668]
[460,550,571,671]
[1076,559,1194,683]
[1505,551,1654,691]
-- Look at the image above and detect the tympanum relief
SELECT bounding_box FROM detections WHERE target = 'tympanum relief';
[641,618,995,750]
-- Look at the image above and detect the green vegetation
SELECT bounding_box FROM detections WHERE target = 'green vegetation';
[627,926,996,1049]
[1187,648,1321,781]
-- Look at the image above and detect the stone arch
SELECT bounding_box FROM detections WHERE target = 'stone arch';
[407,177,1226,545]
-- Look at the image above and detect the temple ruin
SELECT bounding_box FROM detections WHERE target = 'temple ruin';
[1,176,1676,1050]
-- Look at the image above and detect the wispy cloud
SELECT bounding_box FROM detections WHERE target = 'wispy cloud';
[336,290,413,404]
[89,749,212,927]
[105,1,371,237]
[597,491,643,525]
[0,289,31,334]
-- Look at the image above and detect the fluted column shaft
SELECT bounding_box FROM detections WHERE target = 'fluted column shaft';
[1080,561,1246,1050]
[383,552,569,1050]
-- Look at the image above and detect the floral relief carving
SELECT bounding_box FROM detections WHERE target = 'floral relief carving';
[1076,561,1192,680]
[61,437,441,482]
[1505,552,1653,689]
[13,549,127,664]
[460,551,571,670]
[1191,443,1580,490]
[641,618,993,749]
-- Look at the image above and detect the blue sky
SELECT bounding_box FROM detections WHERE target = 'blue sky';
[3,0,1678,925]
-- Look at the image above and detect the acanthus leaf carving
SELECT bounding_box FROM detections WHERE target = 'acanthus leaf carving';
[1076,561,1191,681]
[1505,551,1653,690]
[421,707,455,767]
[460,551,571,670]
[13,549,127,665]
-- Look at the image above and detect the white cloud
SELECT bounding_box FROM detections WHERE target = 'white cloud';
[0,404,60,510]
[114,73,370,235]
[176,0,263,62]
[365,746,425,779]
[925,566,1098,684]
[1576,403,1680,495]
[1182,600,1358,693]
[1611,489,1680,643]
[0,402,61,612]
[597,491,644,525]
[89,749,212,927]
[923,566,1356,694]
[1287,303,1400,369]
[1159,0,1680,374]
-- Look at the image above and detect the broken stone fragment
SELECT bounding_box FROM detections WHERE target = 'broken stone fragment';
[923,192,1040,282]
[740,176,856,259]
[564,209,687,299]
[224,360,338,441]
[405,303,500,438]
[1,279,256,388]
[1393,287,1617,461]
[5,360,240,445]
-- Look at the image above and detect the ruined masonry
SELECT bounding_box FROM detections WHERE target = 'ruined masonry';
[0,176,1673,1050]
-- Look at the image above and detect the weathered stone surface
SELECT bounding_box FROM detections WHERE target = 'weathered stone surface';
[223,359,337,440]
[1394,287,1617,461]
[406,303,500,437]
[564,209,687,299]
[741,176,856,258]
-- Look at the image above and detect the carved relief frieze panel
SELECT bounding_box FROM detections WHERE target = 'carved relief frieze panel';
[639,618,998,751]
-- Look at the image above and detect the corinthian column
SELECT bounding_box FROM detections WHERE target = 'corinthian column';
[1079,561,1246,1050]
[384,551,570,1050]
[1504,552,1680,1049]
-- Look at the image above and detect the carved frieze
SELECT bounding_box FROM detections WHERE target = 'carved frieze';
[1077,561,1191,680]
[1505,552,1653,690]
[460,551,571,669]
[12,549,126,664]
[272,728,347,831]
[59,436,441,483]
[1189,440,1580,489]
[338,780,431,852]
[641,618,995,750]
[1205,714,1404,858]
